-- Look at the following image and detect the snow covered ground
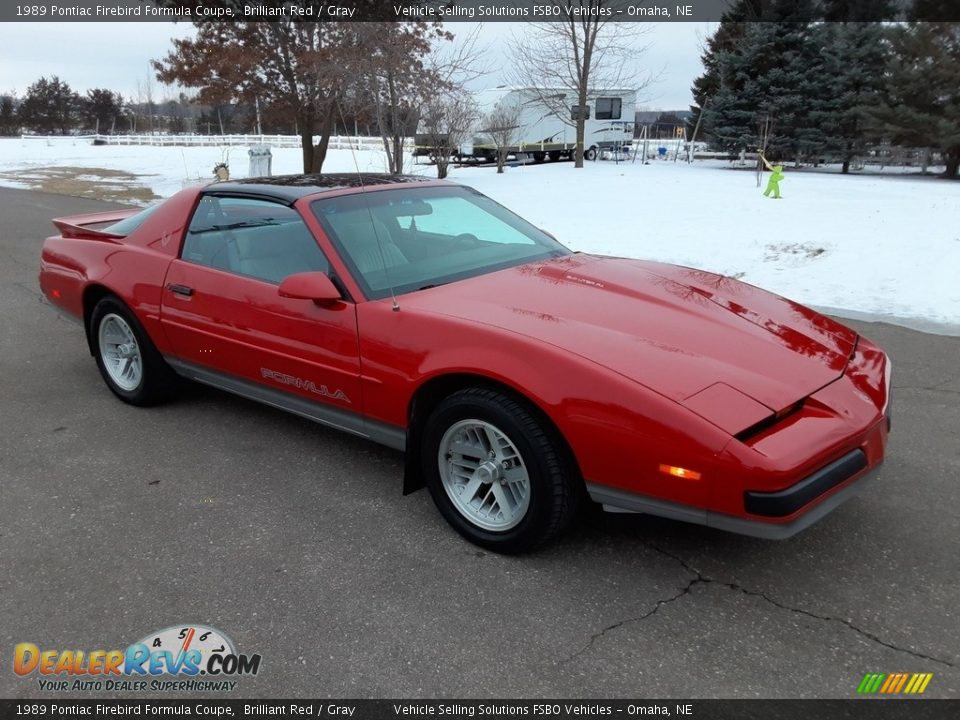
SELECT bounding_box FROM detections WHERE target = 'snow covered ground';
[1,136,957,333]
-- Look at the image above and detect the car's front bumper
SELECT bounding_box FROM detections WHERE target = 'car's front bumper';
[743,448,868,518]
[588,457,882,540]
[589,394,889,540]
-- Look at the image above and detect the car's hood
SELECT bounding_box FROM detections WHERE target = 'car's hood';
[405,254,857,420]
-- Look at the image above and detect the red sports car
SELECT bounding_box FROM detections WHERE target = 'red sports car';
[39,174,891,553]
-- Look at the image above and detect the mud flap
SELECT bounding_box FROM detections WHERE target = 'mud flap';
[402,426,425,495]
[402,452,425,494]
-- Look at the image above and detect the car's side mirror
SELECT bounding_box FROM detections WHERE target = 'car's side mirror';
[278,272,342,305]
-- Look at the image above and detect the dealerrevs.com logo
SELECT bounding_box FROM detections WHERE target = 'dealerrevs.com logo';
[14,625,261,692]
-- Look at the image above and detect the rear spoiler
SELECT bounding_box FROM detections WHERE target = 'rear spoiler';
[52,209,139,240]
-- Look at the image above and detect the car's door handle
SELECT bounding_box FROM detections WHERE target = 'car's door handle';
[167,283,194,297]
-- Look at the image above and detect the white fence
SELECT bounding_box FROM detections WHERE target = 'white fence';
[18,133,723,164]
[19,133,413,151]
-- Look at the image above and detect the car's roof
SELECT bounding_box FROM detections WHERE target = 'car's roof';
[202,173,435,204]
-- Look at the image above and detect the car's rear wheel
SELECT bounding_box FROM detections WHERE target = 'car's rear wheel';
[422,387,580,553]
[90,296,175,406]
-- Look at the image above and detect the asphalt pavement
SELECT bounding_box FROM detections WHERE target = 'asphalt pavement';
[1,186,957,700]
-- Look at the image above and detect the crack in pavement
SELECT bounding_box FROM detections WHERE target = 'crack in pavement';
[562,573,707,664]
[2,249,37,272]
[563,542,958,669]
[893,382,960,397]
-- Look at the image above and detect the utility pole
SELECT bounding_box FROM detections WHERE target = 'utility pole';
[688,97,707,163]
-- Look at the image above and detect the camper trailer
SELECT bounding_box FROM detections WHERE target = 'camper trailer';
[415,86,636,163]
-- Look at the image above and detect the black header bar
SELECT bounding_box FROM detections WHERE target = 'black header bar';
[3,1,959,23]
[1,699,959,720]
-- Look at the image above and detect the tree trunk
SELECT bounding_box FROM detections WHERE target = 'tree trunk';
[299,112,314,173]
[392,132,404,175]
[310,104,337,174]
[386,70,404,175]
[842,158,850,174]
[944,150,959,179]
[575,26,595,170]
[574,88,587,168]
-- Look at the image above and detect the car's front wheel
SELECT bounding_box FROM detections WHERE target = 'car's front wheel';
[90,296,175,406]
[422,387,580,553]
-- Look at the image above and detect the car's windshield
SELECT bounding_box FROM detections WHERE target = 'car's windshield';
[311,185,571,300]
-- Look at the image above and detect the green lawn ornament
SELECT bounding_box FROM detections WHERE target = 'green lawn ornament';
[759,151,784,199]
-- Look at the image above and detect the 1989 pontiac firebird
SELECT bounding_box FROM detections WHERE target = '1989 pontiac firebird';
[39,174,891,553]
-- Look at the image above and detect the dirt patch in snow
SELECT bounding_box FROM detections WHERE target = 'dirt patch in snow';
[0,166,159,204]
[764,242,827,262]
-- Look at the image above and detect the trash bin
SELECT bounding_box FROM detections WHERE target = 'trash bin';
[248,145,272,178]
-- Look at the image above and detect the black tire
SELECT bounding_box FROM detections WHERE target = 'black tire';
[584,146,598,161]
[421,387,581,553]
[90,296,176,406]
[548,151,562,162]
[532,151,546,163]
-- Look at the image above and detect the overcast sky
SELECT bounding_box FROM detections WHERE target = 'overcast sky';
[0,21,711,111]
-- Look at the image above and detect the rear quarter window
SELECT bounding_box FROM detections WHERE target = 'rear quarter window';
[101,203,163,236]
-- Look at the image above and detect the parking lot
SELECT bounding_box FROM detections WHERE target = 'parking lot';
[1,186,958,699]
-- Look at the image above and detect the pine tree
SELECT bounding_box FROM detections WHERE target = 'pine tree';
[813,0,897,172]
[82,89,124,134]
[868,15,960,178]
[0,95,17,136]
[19,76,79,135]
[688,0,760,143]
[705,0,823,163]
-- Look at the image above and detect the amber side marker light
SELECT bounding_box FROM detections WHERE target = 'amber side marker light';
[659,464,702,481]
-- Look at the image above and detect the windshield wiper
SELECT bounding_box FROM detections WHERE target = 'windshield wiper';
[190,219,281,234]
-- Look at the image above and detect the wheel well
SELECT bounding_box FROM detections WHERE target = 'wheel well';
[81,284,114,355]
[403,373,583,494]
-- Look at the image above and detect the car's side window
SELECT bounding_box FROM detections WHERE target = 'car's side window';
[182,196,329,284]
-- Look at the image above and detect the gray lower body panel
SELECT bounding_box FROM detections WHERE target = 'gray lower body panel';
[587,463,881,540]
[165,357,405,451]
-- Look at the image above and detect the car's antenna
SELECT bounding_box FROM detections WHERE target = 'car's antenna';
[336,102,400,312]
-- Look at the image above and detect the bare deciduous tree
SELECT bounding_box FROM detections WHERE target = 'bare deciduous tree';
[482,100,522,174]
[418,90,476,179]
[404,27,488,178]
[510,2,653,167]
[354,21,451,175]
[154,11,362,173]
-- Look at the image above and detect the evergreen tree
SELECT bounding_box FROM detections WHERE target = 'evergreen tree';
[813,0,897,172]
[19,76,79,134]
[0,95,17,136]
[868,14,960,178]
[82,88,124,133]
[688,0,760,143]
[705,0,823,162]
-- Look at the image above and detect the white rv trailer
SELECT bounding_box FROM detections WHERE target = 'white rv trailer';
[415,86,636,162]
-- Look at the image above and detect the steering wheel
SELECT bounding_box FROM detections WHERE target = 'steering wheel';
[452,233,481,250]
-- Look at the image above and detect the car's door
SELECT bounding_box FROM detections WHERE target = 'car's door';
[160,195,363,423]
